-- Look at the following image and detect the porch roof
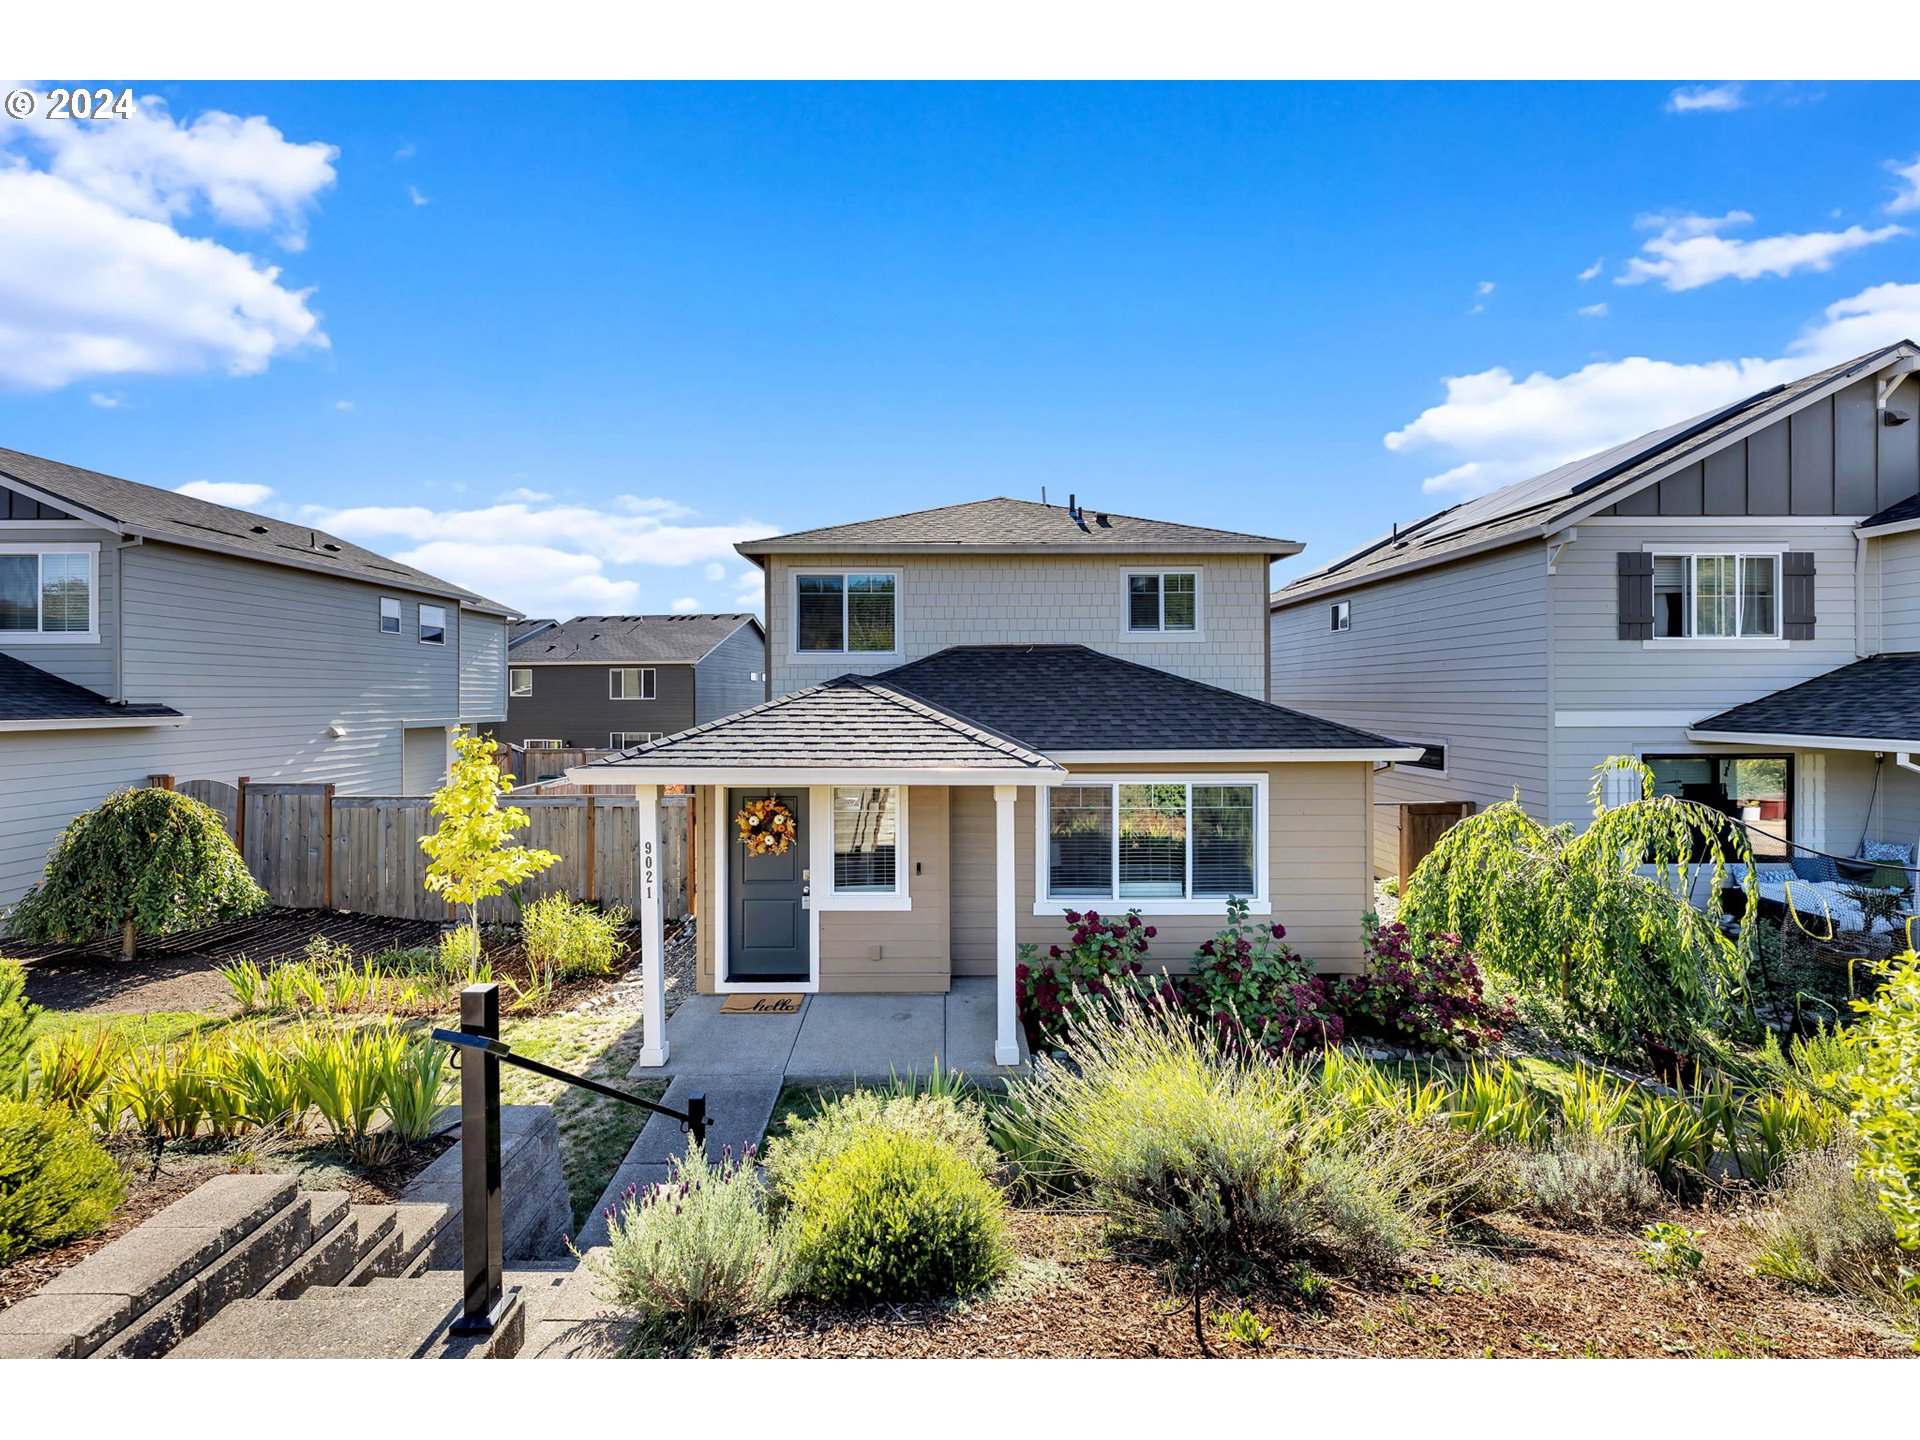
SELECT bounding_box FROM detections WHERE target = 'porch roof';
[566,671,1065,783]
[1688,653,1920,750]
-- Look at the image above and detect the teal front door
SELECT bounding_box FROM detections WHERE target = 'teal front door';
[727,788,810,982]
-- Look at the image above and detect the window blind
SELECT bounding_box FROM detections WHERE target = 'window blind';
[833,786,899,892]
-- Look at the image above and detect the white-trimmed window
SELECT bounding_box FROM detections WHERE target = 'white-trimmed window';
[831,785,906,900]
[1039,778,1262,911]
[609,731,662,749]
[0,544,96,641]
[509,667,533,697]
[379,596,402,634]
[1651,552,1779,639]
[523,738,566,750]
[794,572,897,655]
[1126,571,1199,633]
[1403,742,1447,776]
[418,604,447,645]
[610,667,656,700]
[1330,600,1350,632]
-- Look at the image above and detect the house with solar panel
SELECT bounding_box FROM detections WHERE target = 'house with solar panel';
[1270,342,1920,934]
[568,497,1419,1070]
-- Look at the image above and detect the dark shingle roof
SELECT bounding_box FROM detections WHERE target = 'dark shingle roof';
[1862,492,1920,531]
[581,673,1061,772]
[1691,654,1920,745]
[509,618,559,643]
[737,497,1299,557]
[0,651,183,725]
[878,645,1413,753]
[1276,342,1920,605]
[509,614,762,665]
[0,446,514,615]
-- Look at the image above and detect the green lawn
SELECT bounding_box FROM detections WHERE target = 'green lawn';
[25,1007,233,1050]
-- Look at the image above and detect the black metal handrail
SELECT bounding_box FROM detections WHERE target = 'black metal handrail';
[429,984,709,1338]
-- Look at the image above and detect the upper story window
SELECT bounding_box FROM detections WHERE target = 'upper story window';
[418,604,447,645]
[1330,601,1351,632]
[1126,571,1198,634]
[1653,552,1778,639]
[379,597,402,634]
[0,545,96,641]
[509,667,533,697]
[795,572,897,655]
[610,667,656,700]
[610,731,662,749]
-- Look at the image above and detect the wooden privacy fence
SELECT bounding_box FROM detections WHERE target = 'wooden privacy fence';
[217,781,687,925]
[1397,800,1476,885]
[495,746,620,789]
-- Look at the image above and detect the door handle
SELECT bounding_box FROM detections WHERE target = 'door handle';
[800,882,811,911]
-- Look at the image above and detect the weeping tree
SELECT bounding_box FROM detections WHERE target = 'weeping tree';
[1398,757,1757,1047]
[8,787,267,960]
[418,729,559,961]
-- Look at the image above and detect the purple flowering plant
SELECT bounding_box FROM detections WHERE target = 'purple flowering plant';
[1332,918,1516,1051]
[1189,895,1342,1053]
[1016,907,1156,1049]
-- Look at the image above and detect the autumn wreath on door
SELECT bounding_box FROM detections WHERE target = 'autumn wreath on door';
[735,795,797,856]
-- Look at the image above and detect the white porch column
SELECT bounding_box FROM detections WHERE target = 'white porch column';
[994,784,1020,1066]
[636,783,669,1067]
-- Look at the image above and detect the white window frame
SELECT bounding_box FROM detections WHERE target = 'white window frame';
[609,731,663,749]
[1033,774,1267,916]
[1330,600,1350,633]
[1397,739,1449,779]
[509,667,533,697]
[418,604,447,645]
[379,596,402,635]
[788,569,901,662]
[609,667,657,700]
[0,542,100,644]
[1644,546,1787,649]
[823,784,911,910]
[523,738,566,750]
[1120,569,1205,641]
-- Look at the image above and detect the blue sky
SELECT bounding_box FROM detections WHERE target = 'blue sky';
[5,79,1920,614]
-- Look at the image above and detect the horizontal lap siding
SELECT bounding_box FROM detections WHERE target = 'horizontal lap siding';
[1874,531,1920,653]
[458,614,507,723]
[692,622,768,723]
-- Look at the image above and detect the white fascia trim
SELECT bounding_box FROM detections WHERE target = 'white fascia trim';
[512,659,695,667]
[741,542,1303,559]
[1583,515,1867,528]
[0,712,189,732]
[1858,516,1920,540]
[1268,530,1539,611]
[1051,747,1424,764]
[1687,728,1920,752]
[564,765,1059,787]
[1556,710,1705,728]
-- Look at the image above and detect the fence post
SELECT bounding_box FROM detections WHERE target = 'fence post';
[584,794,597,903]
[147,773,175,791]
[321,783,337,910]
[451,983,511,1336]
[234,776,250,858]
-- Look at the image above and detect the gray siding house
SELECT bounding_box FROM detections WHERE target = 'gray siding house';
[492,614,766,754]
[0,446,514,905]
[1270,342,1920,916]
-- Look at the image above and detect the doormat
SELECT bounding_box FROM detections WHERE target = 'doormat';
[720,994,804,1015]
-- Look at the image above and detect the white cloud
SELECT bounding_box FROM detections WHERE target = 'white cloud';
[1576,258,1603,282]
[334,399,353,410]
[0,90,331,391]
[307,496,772,620]
[500,486,552,503]
[703,561,726,582]
[408,184,430,207]
[1577,302,1608,318]
[670,596,701,613]
[1887,155,1920,215]
[176,479,275,507]
[1386,280,1920,498]
[394,140,417,162]
[1618,211,1906,292]
[1667,83,1745,114]
[89,390,127,408]
[1475,280,1495,297]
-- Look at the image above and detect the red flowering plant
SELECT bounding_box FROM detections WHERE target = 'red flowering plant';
[1015,907,1158,1050]
[1332,918,1516,1052]
[1189,896,1342,1054]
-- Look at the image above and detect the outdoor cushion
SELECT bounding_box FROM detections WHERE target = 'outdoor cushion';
[1869,864,1913,891]
[1791,854,1840,883]
[1861,839,1916,865]
[1755,865,1798,884]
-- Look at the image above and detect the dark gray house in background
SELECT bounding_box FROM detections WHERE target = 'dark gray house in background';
[492,613,766,753]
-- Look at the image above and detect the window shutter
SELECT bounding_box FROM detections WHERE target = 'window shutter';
[1616,552,1654,640]
[1782,551,1817,640]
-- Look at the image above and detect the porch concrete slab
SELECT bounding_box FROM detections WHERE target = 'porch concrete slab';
[629,993,805,1078]
[944,979,1027,1076]
[783,994,945,1083]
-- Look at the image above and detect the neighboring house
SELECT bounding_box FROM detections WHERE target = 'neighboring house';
[0,445,515,905]
[1269,342,1920,911]
[491,613,767,754]
[570,496,1416,1068]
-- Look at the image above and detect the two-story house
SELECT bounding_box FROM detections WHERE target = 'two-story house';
[490,613,766,754]
[1269,342,1920,922]
[0,445,515,905]
[571,496,1417,1068]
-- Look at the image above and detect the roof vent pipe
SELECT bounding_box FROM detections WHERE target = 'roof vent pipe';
[1067,492,1077,519]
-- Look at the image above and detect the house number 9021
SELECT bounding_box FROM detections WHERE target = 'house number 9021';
[642,839,654,902]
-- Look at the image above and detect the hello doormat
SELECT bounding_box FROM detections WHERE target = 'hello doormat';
[720,994,803,1014]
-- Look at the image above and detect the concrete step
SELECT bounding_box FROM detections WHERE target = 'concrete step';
[340,1221,403,1287]
[383,1203,451,1280]
[259,1192,363,1300]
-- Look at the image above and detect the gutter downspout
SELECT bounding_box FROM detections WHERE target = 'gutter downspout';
[112,534,143,703]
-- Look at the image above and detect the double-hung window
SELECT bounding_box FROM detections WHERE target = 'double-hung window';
[609,731,662,749]
[379,597,402,634]
[509,667,533,697]
[418,605,446,645]
[1126,572,1198,633]
[1652,552,1779,639]
[610,667,656,700]
[795,572,897,655]
[831,786,905,900]
[0,545,95,640]
[1042,779,1260,908]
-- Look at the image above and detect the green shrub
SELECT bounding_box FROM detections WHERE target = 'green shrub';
[1518,1133,1661,1229]
[375,1032,451,1144]
[786,1128,1009,1304]
[8,787,266,960]
[1751,1140,1918,1334]
[1639,1221,1704,1277]
[0,1096,123,1262]
[438,925,482,975]
[295,1026,391,1154]
[522,894,629,981]
[1448,1060,1554,1148]
[594,1140,792,1350]
[764,1088,996,1201]
[1850,947,1920,1249]
[0,957,35,1095]
[30,1024,122,1111]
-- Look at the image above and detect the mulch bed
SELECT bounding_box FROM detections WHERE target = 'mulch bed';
[723,1208,1912,1359]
